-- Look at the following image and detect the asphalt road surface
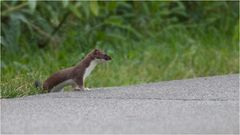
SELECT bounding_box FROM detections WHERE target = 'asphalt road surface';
[1,74,239,134]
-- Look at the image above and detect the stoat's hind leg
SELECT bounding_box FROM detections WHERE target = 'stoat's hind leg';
[50,85,64,92]
[71,82,83,91]
[60,88,65,92]
[74,86,84,91]
[49,79,73,92]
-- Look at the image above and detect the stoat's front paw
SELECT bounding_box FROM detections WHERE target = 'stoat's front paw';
[85,87,91,90]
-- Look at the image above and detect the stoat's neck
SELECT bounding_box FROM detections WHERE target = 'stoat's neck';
[83,59,98,80]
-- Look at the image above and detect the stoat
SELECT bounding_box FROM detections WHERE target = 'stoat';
[35,49,111,92]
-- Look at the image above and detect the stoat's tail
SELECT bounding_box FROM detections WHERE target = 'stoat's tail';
[34,80,42,89]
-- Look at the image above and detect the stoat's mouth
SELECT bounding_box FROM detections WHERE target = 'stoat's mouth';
[103,54,112,61]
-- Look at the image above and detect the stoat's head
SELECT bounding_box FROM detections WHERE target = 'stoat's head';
[91,49,112,62]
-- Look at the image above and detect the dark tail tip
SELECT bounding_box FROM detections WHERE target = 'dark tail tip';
[34,80,42,88]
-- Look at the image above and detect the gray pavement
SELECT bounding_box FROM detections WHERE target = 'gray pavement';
[1,74,239,134]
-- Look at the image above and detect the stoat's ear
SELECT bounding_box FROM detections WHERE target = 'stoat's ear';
[93,49,99,54]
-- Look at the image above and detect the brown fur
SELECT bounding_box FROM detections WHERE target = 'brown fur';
[42,49,111,92]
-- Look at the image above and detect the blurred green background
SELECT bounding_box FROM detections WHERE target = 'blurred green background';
[1,1,239,98]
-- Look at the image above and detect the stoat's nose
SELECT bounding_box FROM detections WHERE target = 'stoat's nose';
[104,54,111,61]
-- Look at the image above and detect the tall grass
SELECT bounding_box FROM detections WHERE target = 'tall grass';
[1,26,238,98]
[1,1,239,98]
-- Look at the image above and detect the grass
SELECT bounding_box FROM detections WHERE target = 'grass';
[1,26,239,98]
